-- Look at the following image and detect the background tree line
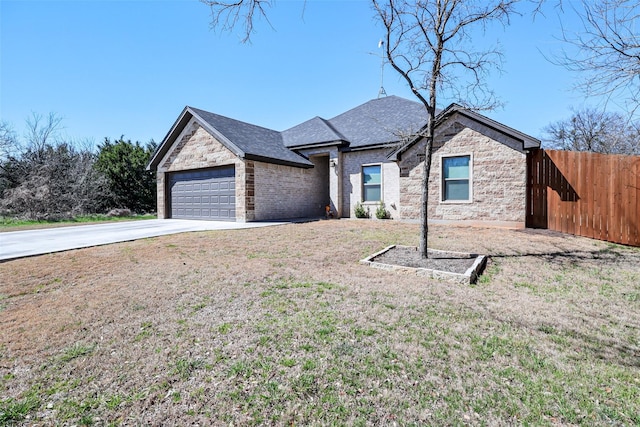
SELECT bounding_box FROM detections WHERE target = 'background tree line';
[543,108,640,155]
[0,113,156,220]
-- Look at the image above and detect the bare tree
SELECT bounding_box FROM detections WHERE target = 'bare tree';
[200,0,526,257]
[372,0,519,257]
[0,113,64,187]
[199,0,274,43]
[26,112,63,145]
[0,121,18,198]
[543,107,640,155]
[0,121,17,160]
[555,0,640,114]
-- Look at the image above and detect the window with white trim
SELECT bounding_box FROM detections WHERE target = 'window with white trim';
[362,164,382,202]
[441,155,472,202]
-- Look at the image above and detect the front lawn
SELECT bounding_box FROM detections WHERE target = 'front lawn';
[1,221,638,425]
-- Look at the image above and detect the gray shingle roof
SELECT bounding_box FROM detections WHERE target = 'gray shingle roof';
[147,106,314,170]
[282,117,347,148]
[149,95,538,172]
[189,108,313,167]
[322,95,428,148]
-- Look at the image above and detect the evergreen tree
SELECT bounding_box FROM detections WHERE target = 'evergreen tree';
[95,137,157,213]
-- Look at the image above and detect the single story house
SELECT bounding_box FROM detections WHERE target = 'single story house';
[147,95,540,228]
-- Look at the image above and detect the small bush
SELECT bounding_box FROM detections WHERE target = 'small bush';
[354,202,369,218]
[375,201,390,219]
[107,208,132,217]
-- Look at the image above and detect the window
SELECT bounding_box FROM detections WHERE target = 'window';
[442,155,471,201]
[362,165,381,202]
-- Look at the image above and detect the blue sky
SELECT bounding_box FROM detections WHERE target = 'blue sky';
[0,0,608,146]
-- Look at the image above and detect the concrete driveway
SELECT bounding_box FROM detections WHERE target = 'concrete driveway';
[0,219,286,261]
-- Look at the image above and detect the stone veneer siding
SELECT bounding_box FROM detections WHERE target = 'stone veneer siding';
[342,148,400,219]
[398,113,528,227]
[252,156,327,220]
[156,119,249,221]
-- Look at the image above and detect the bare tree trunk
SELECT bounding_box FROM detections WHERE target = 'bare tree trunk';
[420,136,433,257]
[419,138,429,257]
[419,112,435,258]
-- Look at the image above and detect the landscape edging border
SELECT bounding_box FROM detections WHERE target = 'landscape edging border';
[360,245,487,284]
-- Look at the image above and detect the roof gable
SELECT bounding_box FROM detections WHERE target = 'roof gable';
[148,107,313,170]
[444,105,541,150]
[388,103,541,161]
[190,108,313,167]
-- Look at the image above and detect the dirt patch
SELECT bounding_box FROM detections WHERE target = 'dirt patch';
[370,246,478,274]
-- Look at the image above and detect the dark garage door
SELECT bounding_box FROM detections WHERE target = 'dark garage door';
[169,166,236,220]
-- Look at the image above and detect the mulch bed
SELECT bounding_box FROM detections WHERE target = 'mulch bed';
[371,246,478,274]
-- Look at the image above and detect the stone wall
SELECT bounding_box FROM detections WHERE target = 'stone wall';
[253,157,327,220]
[398,113,528,227]
[155,172,166,219]
[341,149,400,219]
[160,122,238,172]
[235,161,250,222]
[156,119,244,220]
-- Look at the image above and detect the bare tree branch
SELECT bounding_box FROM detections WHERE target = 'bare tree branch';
[24,112,64,155]
[199,0,275,43]
[374,0,518,116]
[0,121,18,160]
[553,0,640,115]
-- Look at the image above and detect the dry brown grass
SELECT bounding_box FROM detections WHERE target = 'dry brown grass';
[1,220,639,425]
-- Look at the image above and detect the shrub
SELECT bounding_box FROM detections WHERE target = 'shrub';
[107,208,132,217]
[354,202,369,218]
[0,142,110,220]
[375,201,390,219]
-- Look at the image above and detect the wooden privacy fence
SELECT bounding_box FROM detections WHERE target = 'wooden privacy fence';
[526,149,640,247]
